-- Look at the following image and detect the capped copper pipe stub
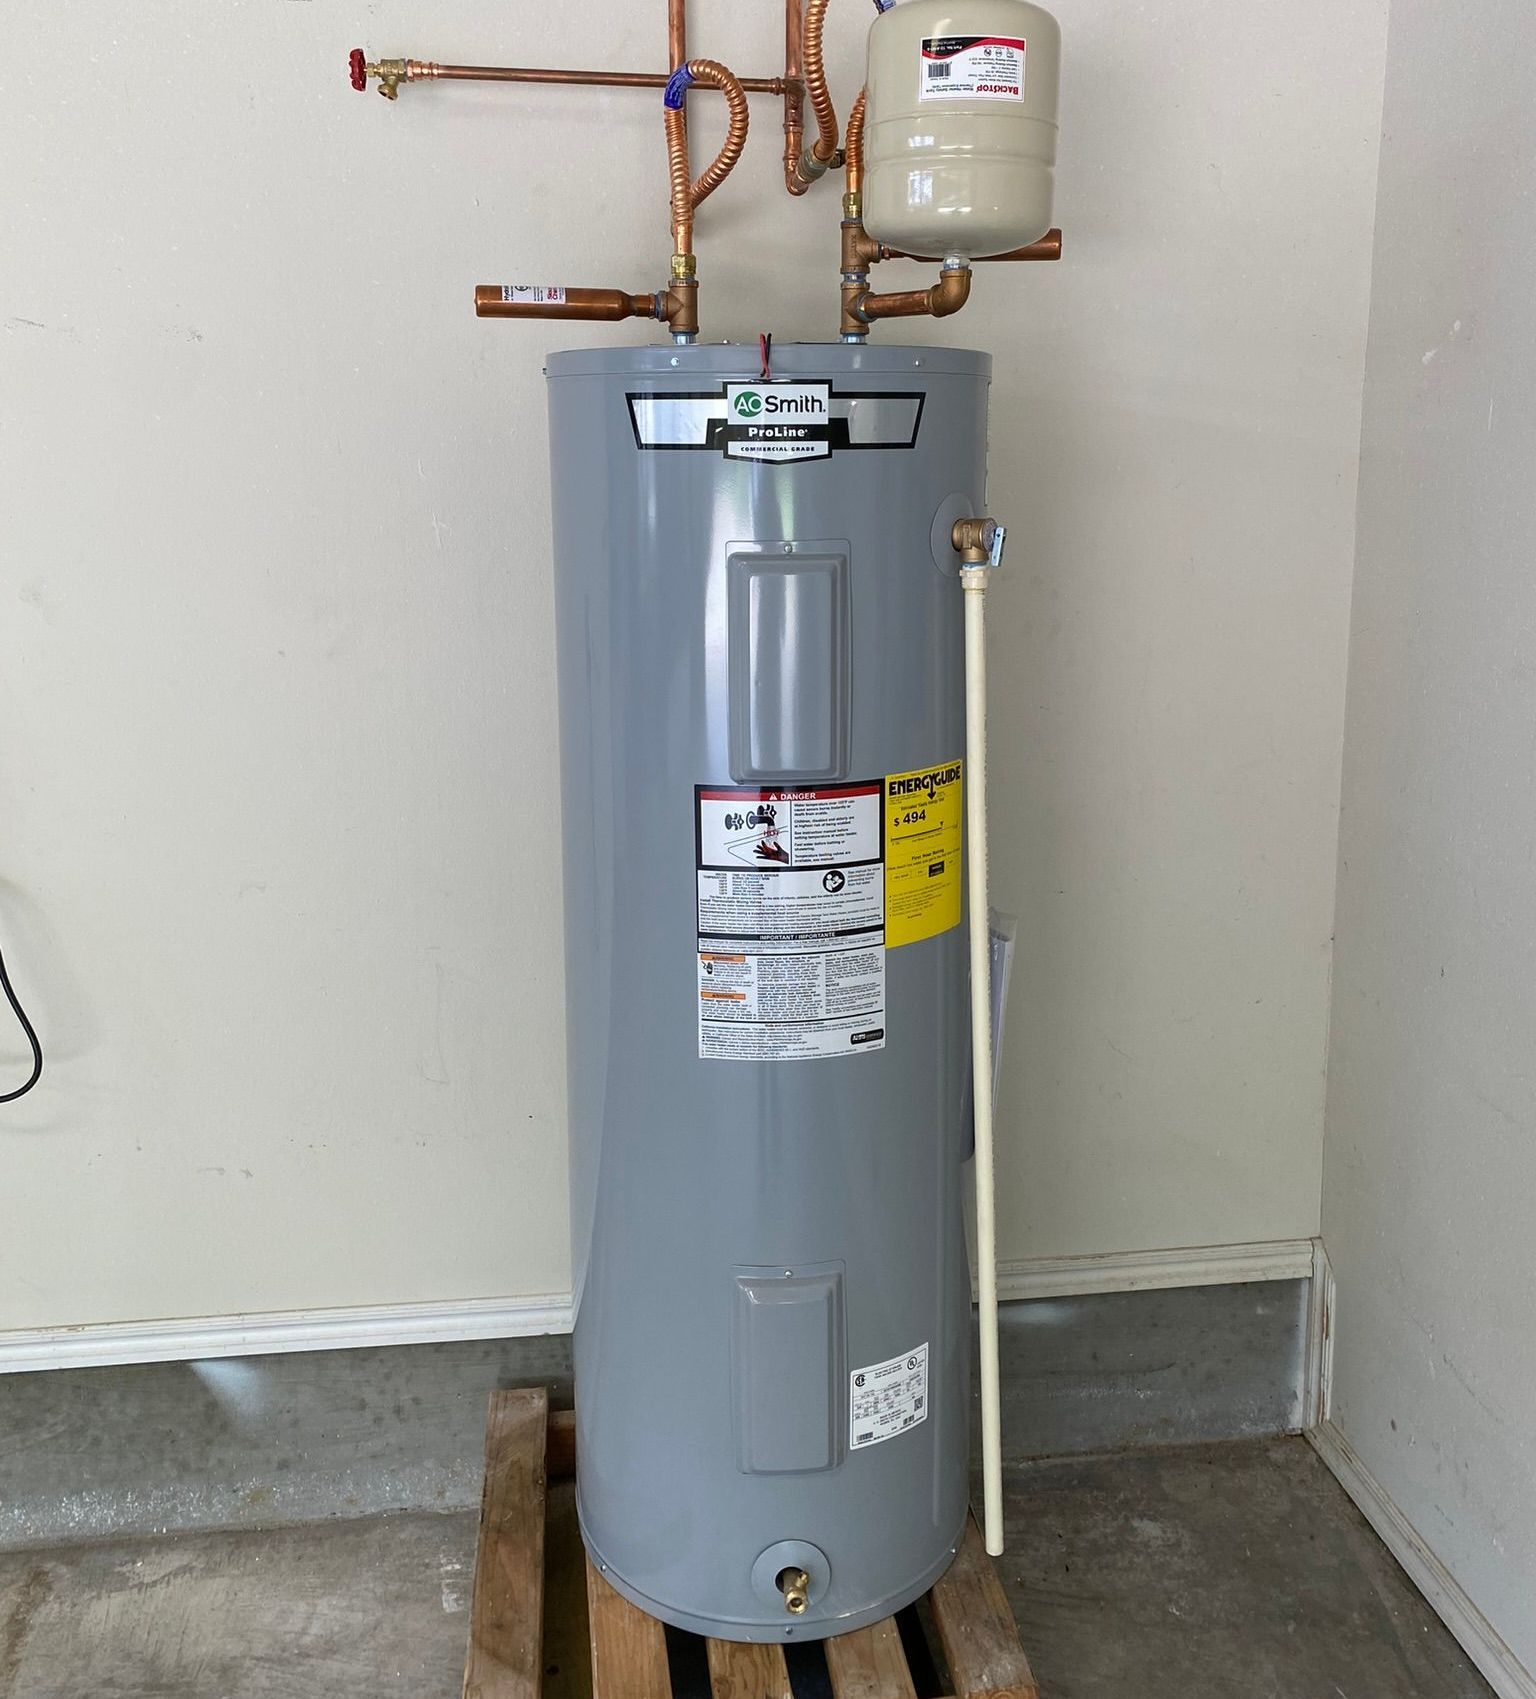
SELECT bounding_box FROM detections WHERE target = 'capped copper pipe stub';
[474,286,659,322]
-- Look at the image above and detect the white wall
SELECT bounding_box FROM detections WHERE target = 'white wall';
[1322,0,1536,1674]
[0,0,1386,1336]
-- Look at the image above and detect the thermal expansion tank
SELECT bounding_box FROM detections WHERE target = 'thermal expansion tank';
[864,0,1061,259]
[549,343,988,1642]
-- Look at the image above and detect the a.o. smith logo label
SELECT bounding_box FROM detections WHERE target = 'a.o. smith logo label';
[628,382,924,463]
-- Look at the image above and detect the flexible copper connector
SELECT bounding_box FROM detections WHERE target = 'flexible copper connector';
[666,104,694,255]
[473,287,661,322]
[844,88,867,204]
[686,60,751,207]
[857,264,973,324]
[802,0,840,166]
[666,58,750,266]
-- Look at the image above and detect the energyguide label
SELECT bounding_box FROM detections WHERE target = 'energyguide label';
[884,760,963,948]
[695,783,886,1060]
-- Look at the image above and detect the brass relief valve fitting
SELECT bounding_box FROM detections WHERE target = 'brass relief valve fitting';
[952,517,1008,569]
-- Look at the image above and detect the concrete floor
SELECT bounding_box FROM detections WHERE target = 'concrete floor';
[0,1438,1492,1699]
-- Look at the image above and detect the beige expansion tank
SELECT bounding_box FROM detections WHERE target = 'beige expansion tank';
[863,0,1061,260]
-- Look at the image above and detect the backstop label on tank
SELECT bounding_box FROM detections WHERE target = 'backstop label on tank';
[696,782,886,1060]
[884,760,964,947]
[850,1342,929,1450]
[627,385,925,462]
[919,35,1028,102]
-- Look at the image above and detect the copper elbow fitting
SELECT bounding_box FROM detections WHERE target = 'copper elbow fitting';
[855,263,973,328]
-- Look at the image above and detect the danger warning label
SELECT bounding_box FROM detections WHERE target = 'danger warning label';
[696,783,885,1061]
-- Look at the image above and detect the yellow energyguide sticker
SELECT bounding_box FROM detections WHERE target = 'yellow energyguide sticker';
[883,760,963,947]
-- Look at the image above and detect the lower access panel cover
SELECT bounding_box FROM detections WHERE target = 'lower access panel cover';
[733,1266,845,1475]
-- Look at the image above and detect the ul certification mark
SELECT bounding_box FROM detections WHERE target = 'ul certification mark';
[695,782,885,1061]
[850,1343,929,1450]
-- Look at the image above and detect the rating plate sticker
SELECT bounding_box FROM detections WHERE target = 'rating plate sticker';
[850,1342,929,1450]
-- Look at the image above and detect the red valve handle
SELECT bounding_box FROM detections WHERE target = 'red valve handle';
[349,48,368,92]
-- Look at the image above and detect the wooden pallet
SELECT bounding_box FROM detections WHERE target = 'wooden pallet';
[462,1387,1039,1699]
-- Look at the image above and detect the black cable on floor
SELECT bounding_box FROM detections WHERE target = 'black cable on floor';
[0,930,43,1102]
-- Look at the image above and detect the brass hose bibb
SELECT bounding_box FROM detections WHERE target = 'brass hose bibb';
[350,50,412,99]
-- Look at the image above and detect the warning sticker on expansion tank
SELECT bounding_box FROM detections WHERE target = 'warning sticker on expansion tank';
[696,783,885,1060]
[919,35,1028,101]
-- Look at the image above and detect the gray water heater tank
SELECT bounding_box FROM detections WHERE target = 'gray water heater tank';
[547,342,989,1642]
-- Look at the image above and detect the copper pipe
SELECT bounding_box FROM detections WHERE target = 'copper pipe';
[474,286,660,322]
[858,264,973,324]
[408,61,787,94]
[784,0,808,195]
[669,0,687,73]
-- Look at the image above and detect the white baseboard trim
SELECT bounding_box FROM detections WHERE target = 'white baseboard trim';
[1,1238,1317,1375]
[1301,1238,1336,1428]
[0,1294,575,1376]
[993,1237,1315,1302]
[1309,1419,1536,1699]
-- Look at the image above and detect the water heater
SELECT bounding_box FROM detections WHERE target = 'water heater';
[349,0,1062,1649]
[551,344,986,1639]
